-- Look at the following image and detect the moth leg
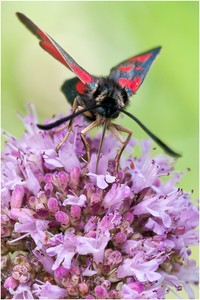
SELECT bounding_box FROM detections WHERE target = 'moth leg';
[54,122,69,133]
[54,98,79,133]
[55,98,83,153]
[109,124,132,174]
[80,120,99,173]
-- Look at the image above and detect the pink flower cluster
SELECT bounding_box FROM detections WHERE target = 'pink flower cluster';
[1,105,199,299]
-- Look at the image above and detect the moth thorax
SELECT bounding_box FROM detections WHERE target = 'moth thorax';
[96,97,120,119]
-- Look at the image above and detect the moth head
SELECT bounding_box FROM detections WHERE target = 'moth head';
[96,97,120,119]
[94,78,128,119]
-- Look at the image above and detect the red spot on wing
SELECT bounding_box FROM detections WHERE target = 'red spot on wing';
[119,77,143,93]
[17,13,72,70]
[135,66,144,71]
[76,81,87,94]
[16,13,95,86]
[129,52,152,63]
[40,41,69,68]
[36,28,47,40]
[118,65,133,72]
[72,65,94,84]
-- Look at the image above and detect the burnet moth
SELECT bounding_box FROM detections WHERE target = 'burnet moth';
[16,12,181,173]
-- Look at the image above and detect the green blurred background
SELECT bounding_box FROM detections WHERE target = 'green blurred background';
[2,1,198,195]
[1,1,199,297]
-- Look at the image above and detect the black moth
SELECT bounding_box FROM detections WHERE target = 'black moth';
[17,12,181,173]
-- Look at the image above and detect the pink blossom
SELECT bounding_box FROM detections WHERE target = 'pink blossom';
[46,232,77,270]
[9,283,34,299]
[1,105,199,299]
[10,211,49,249]
[32,281,67,299]
[77,230,110,264]
[117,250,163,282]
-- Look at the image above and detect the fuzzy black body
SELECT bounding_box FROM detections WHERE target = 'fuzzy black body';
[62,77,129,124]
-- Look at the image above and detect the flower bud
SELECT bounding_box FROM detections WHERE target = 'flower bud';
[70,205,81,220]
[48,198,59,213]
[55,211,69,226]
[70,167,81,189]
[54,266,68,282]
[78,282,89,295]
[4,277,18,290]
[95,285,108,299]
[11,186,24,208]
[114,232,127,245]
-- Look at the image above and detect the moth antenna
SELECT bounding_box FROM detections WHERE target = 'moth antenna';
[37,104,101,130]
[120,109,181,158]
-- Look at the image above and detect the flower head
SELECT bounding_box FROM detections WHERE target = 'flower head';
[2,104,199,299]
